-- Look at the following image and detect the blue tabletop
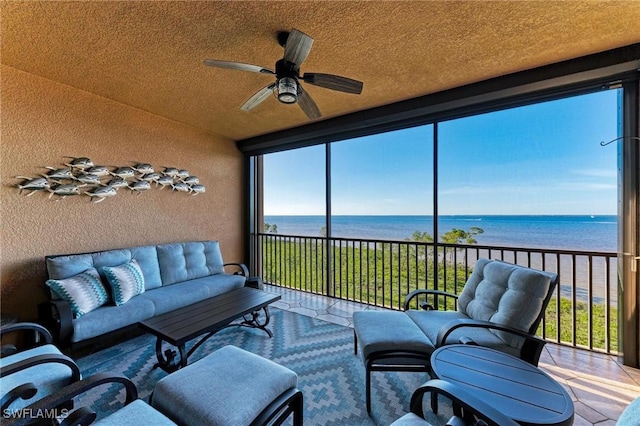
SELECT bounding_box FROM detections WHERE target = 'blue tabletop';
[431,344,574,426]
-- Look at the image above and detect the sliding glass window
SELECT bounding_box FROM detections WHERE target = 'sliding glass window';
[330,126,434,239]
[261,145,326,294]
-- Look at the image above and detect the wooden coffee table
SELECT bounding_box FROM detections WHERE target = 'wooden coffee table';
[139,287,280,372]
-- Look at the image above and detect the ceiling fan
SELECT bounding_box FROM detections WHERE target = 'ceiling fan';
[204,28,363,120]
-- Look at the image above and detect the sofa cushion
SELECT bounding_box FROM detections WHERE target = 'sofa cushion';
[102,260,146,306]
[138,281,210,316]
[457,259,551,347]
[130,245,162,290]
[71,296,156,343]
[91,249,132,274]
[157,241,224,286]
[46,253,94,280]
[46,268,109,318]
[192,274,246,298]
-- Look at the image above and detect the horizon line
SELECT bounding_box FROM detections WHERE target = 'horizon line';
[263,214,617,217]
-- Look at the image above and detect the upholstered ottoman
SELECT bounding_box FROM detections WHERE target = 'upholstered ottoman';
[352,310,433,413]
[150,345,303,426]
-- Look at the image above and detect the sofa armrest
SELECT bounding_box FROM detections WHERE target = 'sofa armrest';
[4,373,137,426]
[403,289,459,311]
[223,262,249,277]
[38,301,73,347]
[435,318,547,365]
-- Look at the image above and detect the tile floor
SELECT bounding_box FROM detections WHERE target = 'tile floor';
[264,284,640,425]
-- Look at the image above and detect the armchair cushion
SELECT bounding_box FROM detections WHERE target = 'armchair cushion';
[407,309,522,359]
[152,345,298,426]
[94,399,176,425]
[46,268,109,318]
[457,258,551,347]
[390,413,429,425]
[0,344,79,410]
[617,396,640,426]
[354,311,433,361]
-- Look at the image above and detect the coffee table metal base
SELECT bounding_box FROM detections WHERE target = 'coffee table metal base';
[152,306,274,373]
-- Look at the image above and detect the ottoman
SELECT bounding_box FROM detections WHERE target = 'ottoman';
[352,310,433,413]
[150,345,303,426]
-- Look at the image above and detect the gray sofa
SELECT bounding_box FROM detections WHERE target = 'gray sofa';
[38,241,248,347]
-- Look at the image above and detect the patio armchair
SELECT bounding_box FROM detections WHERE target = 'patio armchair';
[353,258,559,413]
[3,372,176,426]
[1,322,81,413]
[403,258,558,366]
[390,379,518,426]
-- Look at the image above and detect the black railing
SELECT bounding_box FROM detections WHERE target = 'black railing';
[255,232,618,354]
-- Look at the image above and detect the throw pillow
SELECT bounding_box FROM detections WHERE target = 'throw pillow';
[102,259,145,306]
[46,268,109,318]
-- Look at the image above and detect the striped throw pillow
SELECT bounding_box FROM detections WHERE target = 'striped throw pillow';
[46,268,109,318]
[102,259,145,306]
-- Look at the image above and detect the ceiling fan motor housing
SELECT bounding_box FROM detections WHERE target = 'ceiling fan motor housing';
[275,60,299,104]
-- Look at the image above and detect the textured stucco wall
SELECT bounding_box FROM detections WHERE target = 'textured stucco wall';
[0,65,245,320]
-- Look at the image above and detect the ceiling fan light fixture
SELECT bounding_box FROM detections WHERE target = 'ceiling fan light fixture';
[277,77,298,104]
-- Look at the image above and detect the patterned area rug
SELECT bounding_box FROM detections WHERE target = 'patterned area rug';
[76,308,452,425]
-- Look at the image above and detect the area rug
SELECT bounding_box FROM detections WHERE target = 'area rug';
[75,308,453,425]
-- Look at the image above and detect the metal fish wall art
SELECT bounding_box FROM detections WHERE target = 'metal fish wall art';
[14,157,206,202]
[16,177,50,195]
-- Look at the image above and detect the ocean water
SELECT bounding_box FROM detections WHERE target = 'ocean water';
[263,215,617,252]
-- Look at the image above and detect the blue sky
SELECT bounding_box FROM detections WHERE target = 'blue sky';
[264,89,620,215]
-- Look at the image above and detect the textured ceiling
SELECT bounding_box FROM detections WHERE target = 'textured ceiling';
[3,1,640,142]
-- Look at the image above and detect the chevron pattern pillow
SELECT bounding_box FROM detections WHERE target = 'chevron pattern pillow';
[46,268,109,318]
[102,259,145,306]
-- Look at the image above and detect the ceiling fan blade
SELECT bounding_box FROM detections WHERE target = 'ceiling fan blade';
[240,83,277,111]
[283,29,314,68]
[204,59,274,75]
[302,73,363,94]
[298,86,321,120]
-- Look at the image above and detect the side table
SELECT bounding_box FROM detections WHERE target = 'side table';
[431,344,574,426]
[245,276,265,290]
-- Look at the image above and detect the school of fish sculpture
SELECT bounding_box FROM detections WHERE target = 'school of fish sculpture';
[64,157,94,170]
[133,163,154,174]
[110,167,136,178]
[182,176,199,185]
[161,167,179,177]
[43,167,74,181]
[156,175,174,188]
[15,157,205,202]
[74,173,101,185]
[104,177,129,189]
[190,184,206,195]
[48,183,80,200]
[83,166,110,177]
[85,185,117,203]
[171,182,190,192]
[128,180,151,194]
[16,177,50,195]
